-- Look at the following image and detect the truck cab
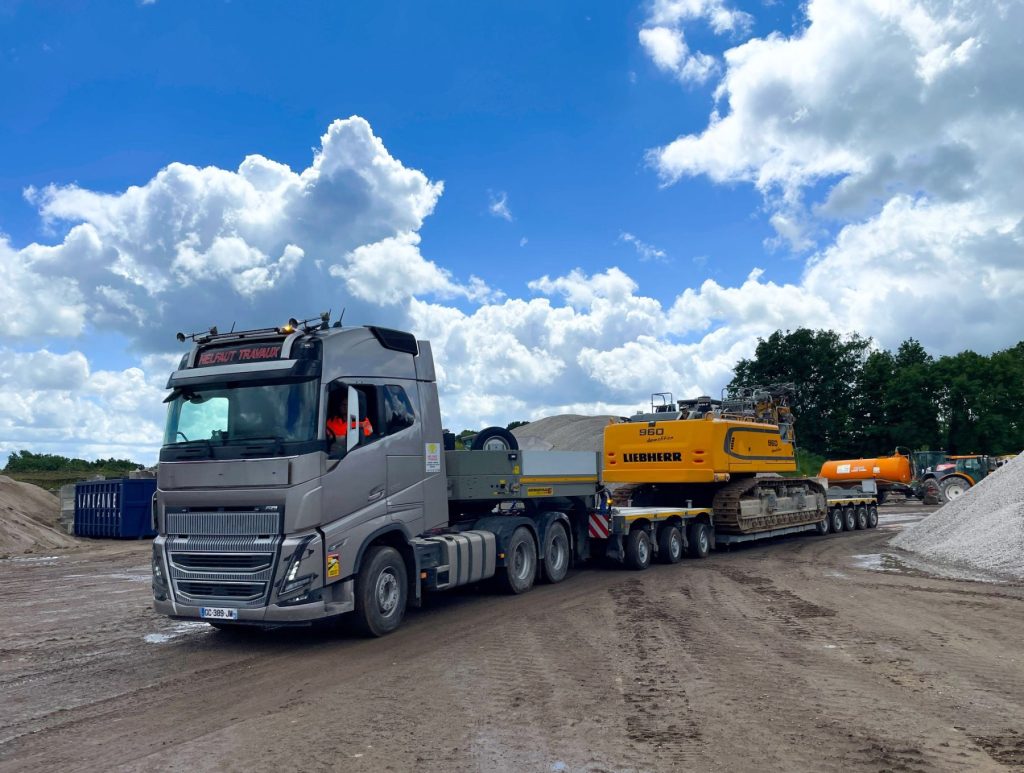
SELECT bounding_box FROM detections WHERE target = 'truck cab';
[152,319,598,635]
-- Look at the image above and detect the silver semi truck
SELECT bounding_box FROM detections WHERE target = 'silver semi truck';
[152,318,601,636]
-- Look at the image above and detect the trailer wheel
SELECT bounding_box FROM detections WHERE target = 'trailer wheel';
[540,521,570,584]
[499,526,537,593]
[687,522,711,559]
[830,507,844,533]
[867,505,879,529]
[624,528,652,570]
[815,514,831,535]
[842,506,856,532]
[855,506,868,530]
[657,525,683,564]
[353,546,408,637]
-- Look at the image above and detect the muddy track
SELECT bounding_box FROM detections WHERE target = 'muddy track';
[1,510,1022,772]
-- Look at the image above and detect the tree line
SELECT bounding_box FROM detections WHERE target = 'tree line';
[729,328,1024,459]
[3,450,142,475]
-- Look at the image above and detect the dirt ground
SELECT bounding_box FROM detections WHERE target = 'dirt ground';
[2,504,1023,773]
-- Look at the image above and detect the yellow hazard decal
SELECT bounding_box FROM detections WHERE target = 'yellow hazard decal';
[526,486,554,497]
[326,553,340,578]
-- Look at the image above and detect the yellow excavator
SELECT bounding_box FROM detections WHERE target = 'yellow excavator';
[603,385,828,534]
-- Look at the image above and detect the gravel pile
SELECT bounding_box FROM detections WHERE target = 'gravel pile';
[511,414,616,452]
[891,452,1024,580]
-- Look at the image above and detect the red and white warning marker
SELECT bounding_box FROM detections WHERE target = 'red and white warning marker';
[588,512,610,539]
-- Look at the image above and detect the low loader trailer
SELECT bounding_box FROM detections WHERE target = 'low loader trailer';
[151,318,876,635]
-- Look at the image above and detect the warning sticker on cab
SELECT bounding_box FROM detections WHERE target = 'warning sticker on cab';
[526,486,554,497]
[425,442,441,473]
[326,553,340,578]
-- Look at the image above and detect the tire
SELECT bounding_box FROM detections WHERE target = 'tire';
[540,521,570,584]
[876,490,889,505]
[624,528,652,570]
[855,506,868,530]
[687,522,711,559]
[657,525,683,564]
[470,426,519,451]
[843,506,856,532]
[353,546,408,637]
[498,526,537,593]
[831,507,844,533]
[939,476,969,503]
[815,513,831,535]
[867,505,879,528]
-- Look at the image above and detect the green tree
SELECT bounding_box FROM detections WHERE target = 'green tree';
[730,328,871,457]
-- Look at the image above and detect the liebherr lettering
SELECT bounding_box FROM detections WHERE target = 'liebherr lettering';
[623,452,683,463]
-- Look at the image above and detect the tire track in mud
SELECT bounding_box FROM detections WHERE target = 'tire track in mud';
[607,577,706,768]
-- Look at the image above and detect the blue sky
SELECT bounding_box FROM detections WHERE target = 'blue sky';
[2,1,796,301]
[1,0,1020,461]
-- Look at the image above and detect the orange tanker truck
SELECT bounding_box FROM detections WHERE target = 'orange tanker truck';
[820,450,998,504]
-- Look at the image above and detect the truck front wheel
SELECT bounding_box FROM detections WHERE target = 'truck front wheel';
[499,527,537,594]
[353,546,408,637]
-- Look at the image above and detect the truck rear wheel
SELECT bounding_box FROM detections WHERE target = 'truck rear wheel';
[867,505,879,528]
[499,526,537,593]
[353,546,408,638]
[624,528,652,570]
[855,506,868,530]
[687,522,711,559]
[540,522,570,584]
[657,525,683,564]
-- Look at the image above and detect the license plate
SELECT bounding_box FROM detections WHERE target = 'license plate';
[200,607,238,620]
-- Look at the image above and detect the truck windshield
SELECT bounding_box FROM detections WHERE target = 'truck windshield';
[163,379,319,446]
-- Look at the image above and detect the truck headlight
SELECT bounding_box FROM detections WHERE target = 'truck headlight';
[279,535,316,599]
[152,545,169,600]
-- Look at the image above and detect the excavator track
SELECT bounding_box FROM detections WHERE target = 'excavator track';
[711,477,827,534]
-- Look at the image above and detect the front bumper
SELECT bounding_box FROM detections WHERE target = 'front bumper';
[153,580,355,624]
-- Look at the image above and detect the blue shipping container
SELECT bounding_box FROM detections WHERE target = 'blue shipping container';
[74,478,157,539]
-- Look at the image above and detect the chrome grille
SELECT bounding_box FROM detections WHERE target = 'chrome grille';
[166,533,281,608]
[172,553,272,571]
[165,509,282,536]
[177,581,266,602]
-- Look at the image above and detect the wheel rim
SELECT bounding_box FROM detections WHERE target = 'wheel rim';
[375,569,400,616]
[512,541,533,580]
[638,536,649,565]
[946,482,966,499]
[671,531,682,559]
[547,533,567,572]
[482,437,510,451]
[699,529,709,553]
[833,512,842,531]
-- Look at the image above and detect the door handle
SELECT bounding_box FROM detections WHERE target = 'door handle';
[368,488,384,502]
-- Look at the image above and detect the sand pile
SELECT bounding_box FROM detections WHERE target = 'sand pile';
[512,414,616,452]
[0,476,78,556]
[891,452,1024,580]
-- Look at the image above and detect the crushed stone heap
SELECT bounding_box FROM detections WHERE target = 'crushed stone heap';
[891,452,1024,580]
[0,476,78,556]
[511,414,616,452]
